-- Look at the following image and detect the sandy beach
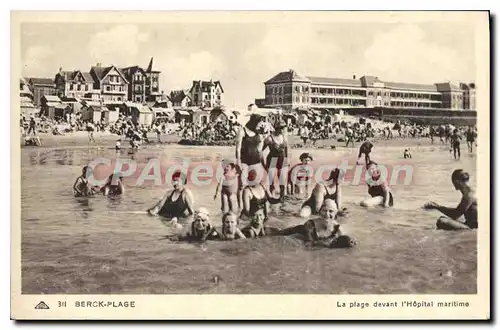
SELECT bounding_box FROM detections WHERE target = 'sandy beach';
[24,130,447,151]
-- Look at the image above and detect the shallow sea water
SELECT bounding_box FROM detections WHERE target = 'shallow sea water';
[21,144,477,294]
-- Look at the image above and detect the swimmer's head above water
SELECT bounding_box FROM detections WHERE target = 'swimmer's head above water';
[451,169,470,190]
[171,171,187,190]
[81,165,90,177]
[192,207,211,234]
[299,152,313,164]
[221,212,239,239]
[319,199,338,220]
[250,209,266,228]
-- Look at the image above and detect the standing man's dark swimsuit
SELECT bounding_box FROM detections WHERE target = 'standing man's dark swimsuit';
[240,128,261,166]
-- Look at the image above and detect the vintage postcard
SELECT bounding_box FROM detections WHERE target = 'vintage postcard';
[11,11,490,320]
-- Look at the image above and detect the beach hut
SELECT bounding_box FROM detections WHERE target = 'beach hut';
[151,107,175,122]
[40,95,63,119]
[104,105,120,124]
[192,109,211,125]
[20,96,38,117]
[83,105,109,123]
[131,105,153,126]
[175,109,192,124]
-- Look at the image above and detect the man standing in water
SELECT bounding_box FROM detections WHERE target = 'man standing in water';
[450,129,462,160]
[424,169,477,230]
[465,127,476,153]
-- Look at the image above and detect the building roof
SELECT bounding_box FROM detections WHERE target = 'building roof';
[146,57,160,73]
[59,71,93,83]
[384,81,438,92]
[435,82,462,92]
[42,95,61,103]
[46,102,61,107]
[90,65,129,84]
[308,76,362,87]
[169,90,191,103]
[60,97,79,102]
[82,100,102,107]
[190,80,224,93]
[265,70,311,84]
[132,105,151,113]
[89,105,109,112]
[307,74,443,92]
[151,107,175,113]
[27,77,55,86]
[121,66,146,78]
[176,110,190,116]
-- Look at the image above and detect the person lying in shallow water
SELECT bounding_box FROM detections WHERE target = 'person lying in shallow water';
[280,199,356,248]
[424,169,478,230]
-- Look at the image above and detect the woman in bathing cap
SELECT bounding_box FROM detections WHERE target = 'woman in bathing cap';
[147,171,194,222]
[424,169,477,230]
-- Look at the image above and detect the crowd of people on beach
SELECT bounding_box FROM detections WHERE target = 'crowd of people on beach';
[72,112,478,249]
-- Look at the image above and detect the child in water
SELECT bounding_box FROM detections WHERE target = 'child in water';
[73,166,97,197]
[241,208,280,238]
[360,161,394,208]
[404,148,412,159]
[101,173,125,196]
[213,160,242,214]
[115,139,121,151]
[219,212,246,240]
[280,199,356,248]
[287,152,314,198]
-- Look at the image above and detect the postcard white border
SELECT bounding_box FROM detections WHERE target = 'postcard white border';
[10,10,490,320]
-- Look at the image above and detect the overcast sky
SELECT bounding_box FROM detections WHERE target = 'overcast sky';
[21,21,476,108]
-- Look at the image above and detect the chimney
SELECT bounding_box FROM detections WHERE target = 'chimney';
[59,67,62,73]
[353,74,356,79]
[96,63,102,67]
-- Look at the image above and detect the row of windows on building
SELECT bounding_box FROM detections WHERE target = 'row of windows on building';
[268,96,310,104]
[269,85,310,94]
[104,85,126,93]
[268,85,448,102]
[68,84,91,91]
